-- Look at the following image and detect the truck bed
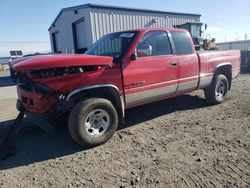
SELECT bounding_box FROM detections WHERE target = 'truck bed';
[197,50,240,77]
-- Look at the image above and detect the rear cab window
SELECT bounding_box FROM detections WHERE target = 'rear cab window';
[171,31,193,55]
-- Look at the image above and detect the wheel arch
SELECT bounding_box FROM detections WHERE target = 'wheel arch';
[66,84,125,121]
[213,63,232,90]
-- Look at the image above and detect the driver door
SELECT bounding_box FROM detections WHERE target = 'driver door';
[122,30,179,108]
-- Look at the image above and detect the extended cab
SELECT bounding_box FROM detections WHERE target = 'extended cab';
[10,28,240,146]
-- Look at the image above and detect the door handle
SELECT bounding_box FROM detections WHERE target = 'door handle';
[170,62,178,66]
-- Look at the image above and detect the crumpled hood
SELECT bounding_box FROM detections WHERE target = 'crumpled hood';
[10,54,113,72]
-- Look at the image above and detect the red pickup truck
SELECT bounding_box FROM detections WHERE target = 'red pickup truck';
[10,28,240,146]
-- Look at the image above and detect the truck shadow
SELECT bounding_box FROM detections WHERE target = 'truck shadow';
[0,94,211,170]
[0,119,83,170]
[122,94,210,129]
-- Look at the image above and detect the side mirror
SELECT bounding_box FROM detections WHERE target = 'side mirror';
[130,53,137,60]
[136,44,152,58]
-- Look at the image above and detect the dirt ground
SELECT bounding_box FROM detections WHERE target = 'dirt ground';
[0,75,249,188]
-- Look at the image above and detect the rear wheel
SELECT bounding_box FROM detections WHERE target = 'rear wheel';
[205,74,229,104]
[68,98,118,146]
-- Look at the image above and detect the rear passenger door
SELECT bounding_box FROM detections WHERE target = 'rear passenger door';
[170,31,199,92]
[123,30,179,107]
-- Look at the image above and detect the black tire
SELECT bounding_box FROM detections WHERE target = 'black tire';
[68,98,118,146]
[204,74,229,104]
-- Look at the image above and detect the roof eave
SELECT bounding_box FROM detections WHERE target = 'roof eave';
[48,3,201,31]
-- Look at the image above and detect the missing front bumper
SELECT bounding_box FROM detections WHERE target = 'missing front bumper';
[17,86,58,114]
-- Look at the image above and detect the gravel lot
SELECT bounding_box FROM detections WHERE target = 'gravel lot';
[0,75,249,188]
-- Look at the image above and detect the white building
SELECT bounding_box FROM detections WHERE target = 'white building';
[49,3,201,54]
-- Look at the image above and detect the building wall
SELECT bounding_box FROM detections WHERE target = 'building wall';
[217,40,250,51]
[49,7,200,54]
[49,8,92,54]
[0,57,10,65]
[90,8,200,43]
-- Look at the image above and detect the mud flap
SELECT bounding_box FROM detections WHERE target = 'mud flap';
[0,110,25,161]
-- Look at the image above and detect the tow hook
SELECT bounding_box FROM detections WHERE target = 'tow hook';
[0,110,25,161]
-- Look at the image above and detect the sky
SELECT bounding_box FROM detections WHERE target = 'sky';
[0,0,249,56]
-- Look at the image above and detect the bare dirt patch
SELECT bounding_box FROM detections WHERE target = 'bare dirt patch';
[0,75,249,187]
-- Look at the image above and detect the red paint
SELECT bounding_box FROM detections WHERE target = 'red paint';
[11,54,113,71]
[17,87,57,114]
[33,65,123,94]
[198,50,241,74]
[10,28,241,115]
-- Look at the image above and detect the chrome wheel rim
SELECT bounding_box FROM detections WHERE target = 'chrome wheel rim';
[216,81,226,98]
[84,109,110,137]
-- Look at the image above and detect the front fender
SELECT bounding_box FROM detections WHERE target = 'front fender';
[66,84,125,118]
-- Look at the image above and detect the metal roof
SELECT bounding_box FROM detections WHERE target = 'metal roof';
[49,3,201,30]
[116,27,188,33]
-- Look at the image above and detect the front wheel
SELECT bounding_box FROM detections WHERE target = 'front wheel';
[68,98,119,146]
[204,74,229,104]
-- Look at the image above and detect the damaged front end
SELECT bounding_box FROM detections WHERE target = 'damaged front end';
[9,54,114,115]
[1,54,115,160]
[11,69,59,114]
[0,73,57,160]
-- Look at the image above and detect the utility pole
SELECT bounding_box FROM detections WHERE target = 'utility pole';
[244,33,248,40]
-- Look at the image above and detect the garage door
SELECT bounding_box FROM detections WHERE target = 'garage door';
[73,18,87,54]
[52,31,61,53]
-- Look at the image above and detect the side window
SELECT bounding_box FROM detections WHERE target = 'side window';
[171,31,193,55]
[137,31,172,57]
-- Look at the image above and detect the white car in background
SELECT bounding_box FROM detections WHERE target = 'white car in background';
[3,64,10,71]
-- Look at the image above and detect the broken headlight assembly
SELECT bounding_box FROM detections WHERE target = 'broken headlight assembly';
[27,65,106,79]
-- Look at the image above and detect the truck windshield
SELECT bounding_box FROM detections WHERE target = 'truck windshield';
[85,31,137,60]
